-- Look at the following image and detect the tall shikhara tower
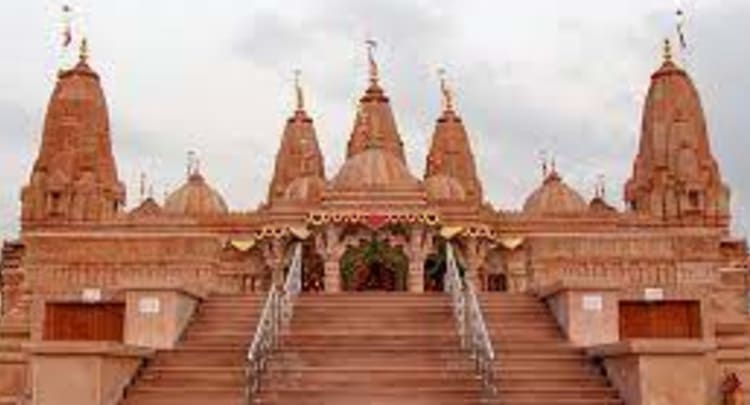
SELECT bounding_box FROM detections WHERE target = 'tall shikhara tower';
[345,41,406,163]
[625,40,730,224]
[424,73,483,205]
[266,73,326,205]
[21,42,125,223]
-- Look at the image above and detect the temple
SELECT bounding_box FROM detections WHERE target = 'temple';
[0,37,748,405]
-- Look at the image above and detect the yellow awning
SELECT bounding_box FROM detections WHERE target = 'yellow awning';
[499,237,525,250]
[289,226,311,240]
[228,239,256,252]
[440,226,464,239]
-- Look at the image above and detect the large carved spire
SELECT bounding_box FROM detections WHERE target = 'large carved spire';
[424,71,482,203]
[21,39,125,223]
[346,40,406,162]
[625,40,730,223]
[267,71,326,204]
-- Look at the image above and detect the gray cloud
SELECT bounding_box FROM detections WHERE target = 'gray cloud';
[1,1,748,238]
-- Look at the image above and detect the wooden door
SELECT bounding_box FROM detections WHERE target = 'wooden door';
[619,300,701,339]
[43,302,125,341]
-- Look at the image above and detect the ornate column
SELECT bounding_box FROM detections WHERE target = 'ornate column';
[324,260,341,293]
[408,259,425,293]
[260,239,285,288]
[316,225,344,293]
[407,225,433,293]
[464,237,487,289]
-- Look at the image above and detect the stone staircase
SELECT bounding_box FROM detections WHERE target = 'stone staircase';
[257,293,480,404]
[481,293,623,404]
[121,294,263,405]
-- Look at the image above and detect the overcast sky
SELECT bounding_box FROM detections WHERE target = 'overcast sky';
[0,0,748,238]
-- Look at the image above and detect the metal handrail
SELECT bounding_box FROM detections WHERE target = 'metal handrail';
[245,242,303,403]
[465,280,496,399]
[246,286,279,401]
[444,242,496,400]
[445,243,467,348]
[280,243,303,327]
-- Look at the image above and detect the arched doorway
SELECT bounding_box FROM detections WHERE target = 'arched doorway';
[486,273,508,292]
[302,244,325,292]
[340,238,408,291]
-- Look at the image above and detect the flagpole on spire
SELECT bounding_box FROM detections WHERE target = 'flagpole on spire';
[59,4,74,72]
[293,69,304,112]
[437,68,455,112]
[663,38,673,62]
[365,38,379,85]
[676,8,688,51]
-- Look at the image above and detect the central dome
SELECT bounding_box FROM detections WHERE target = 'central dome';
[330,148,421,192]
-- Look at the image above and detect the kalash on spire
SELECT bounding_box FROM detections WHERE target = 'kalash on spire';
[345,39,407,163]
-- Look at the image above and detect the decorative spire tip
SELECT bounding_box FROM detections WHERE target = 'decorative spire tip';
[437,68,455,112]
[365,38,379,85]
[663,38,672,62]
[293,69,305,112]
[79,37,89,63]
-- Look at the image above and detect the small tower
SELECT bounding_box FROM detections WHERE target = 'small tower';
[266,71,326,205]
[624,39,730,224]
[21,39,125,223]
[625,40,730,224]
[424,70,483,204]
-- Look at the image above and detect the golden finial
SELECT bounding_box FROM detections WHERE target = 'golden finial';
[79,37,89,62]
[595,174,606,199]
[663,38,672,62]
[437,68,455,112]
[139,172,146,202]
[293,69,304,111]
[365,38,379,84]
[187,150,196,178]
[538,149,549,178]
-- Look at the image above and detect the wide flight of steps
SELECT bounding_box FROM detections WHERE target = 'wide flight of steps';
[122,294,263,405]
[481,293,623,404]
[258,293,480,404]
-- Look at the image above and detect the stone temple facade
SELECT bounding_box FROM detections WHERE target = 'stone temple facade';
[0,38,749,404]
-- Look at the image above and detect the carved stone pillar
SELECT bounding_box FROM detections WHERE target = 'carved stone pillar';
[324,260,341,293]
[464,237,487,290]
[407,226,433,294]
[408,260,425,293]
[269,259,284,288]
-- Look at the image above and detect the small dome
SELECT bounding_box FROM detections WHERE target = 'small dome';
[523,171,586,216]
[129,197,163,218]
[425,175,466,201]
[283,176,326,202]
[589,196,617,214]
[164,172,228,216]
[330,148,420,191]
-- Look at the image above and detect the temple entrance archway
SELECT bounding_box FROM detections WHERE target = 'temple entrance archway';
[340,238,408,291]
[302,244,325,292]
